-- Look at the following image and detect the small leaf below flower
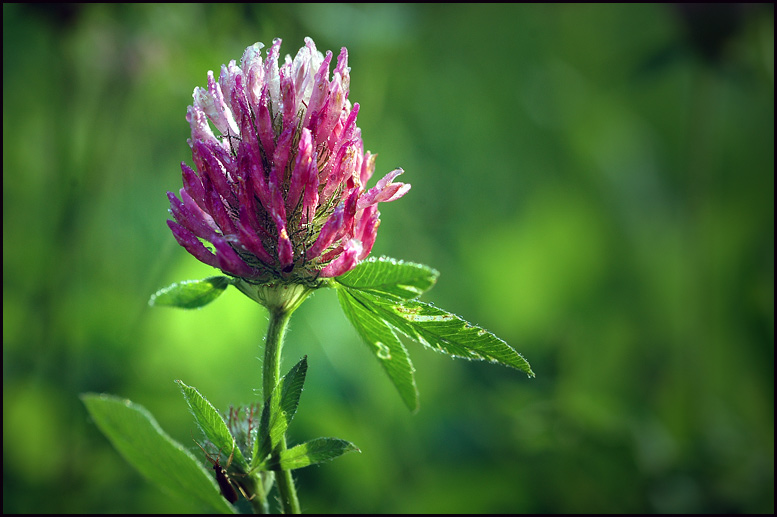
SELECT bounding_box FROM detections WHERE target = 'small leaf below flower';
[149,276,231,309]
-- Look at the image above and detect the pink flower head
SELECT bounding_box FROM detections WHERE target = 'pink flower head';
[167,38,409,283]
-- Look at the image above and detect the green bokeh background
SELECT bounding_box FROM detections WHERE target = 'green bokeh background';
[3,3,773,513]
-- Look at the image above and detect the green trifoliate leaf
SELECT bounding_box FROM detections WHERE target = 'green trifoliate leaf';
[337,287,419,412]
[348,290,534,377]
[263,438,360,471]
[176,381,247,470]
[334,256,439,301]
[149,276,231,309]
[253,356,307,470]
[81,394,236,514]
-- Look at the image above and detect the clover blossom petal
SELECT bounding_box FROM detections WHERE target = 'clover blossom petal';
[167,37,409,285]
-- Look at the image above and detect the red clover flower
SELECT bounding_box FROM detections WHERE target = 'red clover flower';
[87,34,533,517]
[167,37,410,287]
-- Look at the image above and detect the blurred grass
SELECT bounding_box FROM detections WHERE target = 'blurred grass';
[3,3,773,513]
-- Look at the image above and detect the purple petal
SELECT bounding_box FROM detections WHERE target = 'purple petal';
[292,37,318,102]
[267,133,289,228]
[287,128,314,213]
[218,64,234,112]
[312,190,359,261]
[186,105,219,147]
[207,187,238,238]
[339,102,359,144]
[279,63,297,132]
[267,175,291,267]
[307,95,329,146]
[217,61,243,138]
[321,140,358,201]
[234,207,274,264]
[211,236,257,278]
[256,86,275,158]
[167,190,217,240]
[264,38,282,110]
[229,73,251,132]
[360,151,376,186]
[179,188,218,232]
[240,43,265,104]
[271,128,294,186]
[202,71,238,136]
[250,157,272,213]
[320,239,362,278]
[307,202,344,259]
[341,189,359,239]
[236,113,269,209]
[167,220,220,269]
[354,205,380,260]
[315,73,344,147]
[333,47,350,93]
[181,162,209,213]
[206,140,237,182]
[357,168,410,210]
[303,50,332,127]
[238,105,261,155]
[193,141,236,208]
[277,227,294,268]
[302,152,320,224]
[268,182,287,229]
[234,172,262,235]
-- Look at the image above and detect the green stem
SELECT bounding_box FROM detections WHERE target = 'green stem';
[262,307,291,410]
[262,298,307,514]
[246,472,270,514]
[237,280,313,513]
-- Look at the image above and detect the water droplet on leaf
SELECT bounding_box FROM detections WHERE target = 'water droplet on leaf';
[375,341,391,360]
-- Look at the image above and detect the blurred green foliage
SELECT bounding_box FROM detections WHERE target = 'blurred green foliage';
[3,3,773,513]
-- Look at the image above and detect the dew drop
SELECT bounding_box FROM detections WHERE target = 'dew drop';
[375,341,392,360]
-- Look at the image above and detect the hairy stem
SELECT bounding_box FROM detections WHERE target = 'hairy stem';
[262,291,309,514]
[246,471,270,514]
